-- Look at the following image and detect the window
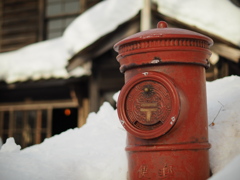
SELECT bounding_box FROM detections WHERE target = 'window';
[0,109,51,148]
[46,0,81,39]
[46,0,80,16]
[45,0,102,39]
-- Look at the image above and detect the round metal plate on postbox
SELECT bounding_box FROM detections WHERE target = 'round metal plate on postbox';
[118,71,180,139]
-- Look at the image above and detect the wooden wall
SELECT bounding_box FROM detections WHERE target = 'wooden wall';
[0,0,103,53]
[0,0,43,52]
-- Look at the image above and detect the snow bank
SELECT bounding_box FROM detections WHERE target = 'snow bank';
[209,155,240,180]
[0,138,21,153]
[0,102,127,180]
[0,76,240,179]
[207,76,240,174]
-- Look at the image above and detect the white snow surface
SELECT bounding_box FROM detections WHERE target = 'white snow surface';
[0,75,240,179]
[0,0,240,83]
[154,0,240,47]
[0,38,91,83]
[63,0,142,58]
[207,76,240,174]
[0,0,142,84]
[0,0,239,83]
[0,102,127,180]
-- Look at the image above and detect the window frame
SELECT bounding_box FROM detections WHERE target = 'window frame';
[0,100,78,148]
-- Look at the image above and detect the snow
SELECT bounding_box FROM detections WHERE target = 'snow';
[0,38,91,83]
[0,75,240,179]
[209,155,240,180]
[0,0,239,83]
[0,0,142,84]
[0,138,21,153]
[154,0,240,47]
[207,76,240,174]
[63,0,142,58]
[0,102,127,180]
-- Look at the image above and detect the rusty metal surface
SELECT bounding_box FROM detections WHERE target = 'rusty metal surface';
[114,21,213,179]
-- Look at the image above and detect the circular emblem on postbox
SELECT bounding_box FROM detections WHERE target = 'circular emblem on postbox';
[117,72,180,139]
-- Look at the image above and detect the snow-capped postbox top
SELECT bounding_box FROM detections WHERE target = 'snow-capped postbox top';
[114,21,213,73]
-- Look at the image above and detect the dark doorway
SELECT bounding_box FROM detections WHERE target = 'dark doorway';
[52,108,78,136]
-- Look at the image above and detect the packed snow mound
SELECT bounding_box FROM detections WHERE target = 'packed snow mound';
[209,154,240,180]
[0,103,127,180]
[0,138,21,153]
[207,76,240,174]
[0,75,240,180]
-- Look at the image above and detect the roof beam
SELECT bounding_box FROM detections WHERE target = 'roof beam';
[211,43,240,63]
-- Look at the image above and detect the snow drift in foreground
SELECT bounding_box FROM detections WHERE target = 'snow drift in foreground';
[0,76,240,180]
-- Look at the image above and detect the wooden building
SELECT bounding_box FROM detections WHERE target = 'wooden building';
[0,0,102,52]
[0,0,103,148]
[0,0,239,149]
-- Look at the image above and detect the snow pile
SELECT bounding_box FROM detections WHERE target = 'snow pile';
[209,155,240,180]
[0,75,240,179]
[207,76,240,174]
[0,138,21,153]
[0,103,127,180]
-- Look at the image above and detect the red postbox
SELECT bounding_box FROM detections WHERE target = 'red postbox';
[114,21,213,179]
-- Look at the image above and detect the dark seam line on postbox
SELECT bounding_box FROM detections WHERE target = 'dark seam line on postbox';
[117,46,212,55]
[125,143,211,152]
[120,61,210,73]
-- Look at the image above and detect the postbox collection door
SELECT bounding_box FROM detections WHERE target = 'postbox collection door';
[118,71,180,139]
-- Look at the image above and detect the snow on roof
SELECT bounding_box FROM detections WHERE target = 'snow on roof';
[154,0,240,47]
[63,0,142,58]
[0,76,240,179]
[0,0,142,84]
[0,38,66,83]
[0,0,239,84]
[0,38,91,84]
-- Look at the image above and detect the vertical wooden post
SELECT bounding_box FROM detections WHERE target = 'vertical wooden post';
[8,110,14,138]
[89,75,100,112]
[78,98,89,127]
[0,0,3,52]
[47,108,52,138]
[38,0,45,41]
[141,0,152,31]
[23,111,29,148]
[80,0,86,13]
[0,111,3,140]
[35,110,42,144]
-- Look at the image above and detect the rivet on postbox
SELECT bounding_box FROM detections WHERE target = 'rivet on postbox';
[114,21,213,180]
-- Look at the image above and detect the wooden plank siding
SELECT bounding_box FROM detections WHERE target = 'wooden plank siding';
[0,0,40,52]
[0,0,102,53]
